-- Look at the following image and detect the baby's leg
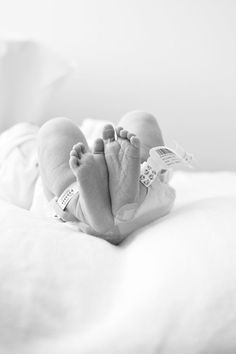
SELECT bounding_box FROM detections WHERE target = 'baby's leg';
[37,117,89,199]
[103,125,142,221]
[38,117,114,236]
[103,111,165,221]
[118,111,164,163]
[69,139,115,235]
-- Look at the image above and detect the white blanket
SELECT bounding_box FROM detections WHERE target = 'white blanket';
[0,123,236,354]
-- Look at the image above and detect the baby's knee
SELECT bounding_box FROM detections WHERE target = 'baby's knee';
[38,117,76,139]
[38,117,83,152]
[119,110,164,151]
[120,110,158,127]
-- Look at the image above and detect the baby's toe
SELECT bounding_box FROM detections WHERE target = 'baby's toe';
[103,124,115,142]
[79,143,86,153]
[69,156,79,170]
[116,126,123,138]
[71,147,81,159]
[120,129,128,139]
[70,149,78,157]
[93,138,104,154]
[130,136,140,149]
[73,142,85,156]
[127,132,135,141]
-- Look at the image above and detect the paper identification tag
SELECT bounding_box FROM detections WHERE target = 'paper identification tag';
[140,142,193,187]
[149,143,194,169]
[56,182,79,210]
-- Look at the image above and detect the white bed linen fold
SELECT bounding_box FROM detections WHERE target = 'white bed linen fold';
[0,174,236,354]
[0,122,236,353]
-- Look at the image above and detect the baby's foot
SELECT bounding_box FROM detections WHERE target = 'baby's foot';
[69,139,114,234]
[103,125,141,221]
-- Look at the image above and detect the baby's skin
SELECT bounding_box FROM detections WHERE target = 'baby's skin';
[38,112,171,244]
[102,125,142,221]
[69,138,114,235]
[69,125,145,244]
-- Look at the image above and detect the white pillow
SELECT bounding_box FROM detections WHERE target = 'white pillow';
[0,40,72,132]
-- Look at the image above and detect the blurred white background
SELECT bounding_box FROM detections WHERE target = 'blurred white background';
[0,0,235,170]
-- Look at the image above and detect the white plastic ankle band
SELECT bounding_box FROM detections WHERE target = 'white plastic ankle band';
[140,162,158,187]
[56,182,79,210]
[140,144,193,188]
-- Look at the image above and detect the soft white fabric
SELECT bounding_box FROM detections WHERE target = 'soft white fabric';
[0,40,73,132]
[1,121,236,353]
[0,122,39,209]
[0,174,236,354]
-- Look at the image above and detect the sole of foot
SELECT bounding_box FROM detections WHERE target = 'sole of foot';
[102,124,141,221]
[69,139,114,234]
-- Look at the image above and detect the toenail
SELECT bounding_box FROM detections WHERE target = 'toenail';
[94,139,104,153]
[120,129,128,137]
[127,133,135,139]
[103,125,115,141]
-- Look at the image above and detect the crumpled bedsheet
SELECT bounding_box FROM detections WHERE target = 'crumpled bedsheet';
[0,122,236,354]
[0,122,39,209]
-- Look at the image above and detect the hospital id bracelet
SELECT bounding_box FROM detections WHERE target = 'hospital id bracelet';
[140,143,193,188]
[149,145,193,169]
[140,162,158,187]
[56,182,79,210]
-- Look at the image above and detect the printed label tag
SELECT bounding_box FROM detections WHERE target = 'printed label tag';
[140,142,194,187]
[149,144,194,169]
[140,162,158,187]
